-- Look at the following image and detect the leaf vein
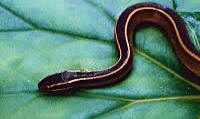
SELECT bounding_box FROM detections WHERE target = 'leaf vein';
[93,95,200,119]
[135,48,200,91]
[0,2,37,28]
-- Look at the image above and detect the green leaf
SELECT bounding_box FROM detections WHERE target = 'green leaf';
[0,0,200,119]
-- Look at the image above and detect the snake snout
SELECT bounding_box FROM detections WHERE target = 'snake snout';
[38,71,79,94]
[38,72,64,92]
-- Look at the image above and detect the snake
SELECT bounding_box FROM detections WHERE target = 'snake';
[38,2,200,94]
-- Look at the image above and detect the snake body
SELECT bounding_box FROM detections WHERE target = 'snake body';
[38,2,200,94]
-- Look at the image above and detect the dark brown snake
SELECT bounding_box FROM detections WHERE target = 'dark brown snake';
[38,2,200,94]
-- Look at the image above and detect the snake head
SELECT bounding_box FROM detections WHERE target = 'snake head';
[38,70,86,94]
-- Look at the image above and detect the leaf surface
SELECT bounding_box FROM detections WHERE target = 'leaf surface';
[0,0,200,119]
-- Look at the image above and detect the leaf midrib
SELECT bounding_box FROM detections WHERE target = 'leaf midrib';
[1,90,200,103]
[2,92,199,119]
[92,95,200,119]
